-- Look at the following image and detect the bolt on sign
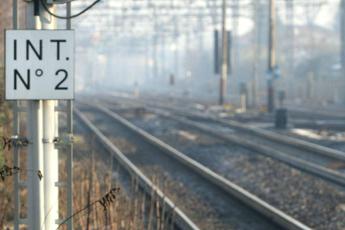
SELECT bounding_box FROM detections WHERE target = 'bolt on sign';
[5,30,74,100]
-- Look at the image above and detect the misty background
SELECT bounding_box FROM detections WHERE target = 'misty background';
[56,0,344,107]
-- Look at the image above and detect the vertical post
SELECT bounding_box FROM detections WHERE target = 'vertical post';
[43,101,58,230]
[40,2,59,230]
[227,31,232,75]
[26,1,45,229]
[161,35,166,80]
[175,38,179,79]
[145,39,149,80]
[231,0,239,96]
[185,32,190,79]
[252,0,259,108]
[198,15,204,54]
[285,0,294,100]
[341,0,345,103]
[219,0,228,105]
[66,2,74,229]
[12,1,20,230]
[12,108,20,230]
[174,17,179,80]
[267,0,276,112]
[214,30,219,75]
[27,101,44,230]
[12,105,20,230]
[153,6,158,78]
[153,35,157,78]
[12,0,18,29]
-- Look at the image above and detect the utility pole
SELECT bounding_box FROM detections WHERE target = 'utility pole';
[145,39,149,79]
[185,31,191,79]
[12,1,21,230]
[25,1,59,229]
[161,35,166,79]
[285,0,295,99]
[66,2,74,229]
[42,5,59,230]
[153,34,157,78]
[252,0,259,108]
[153,6,158,78]
[174,17,179,80]
[341,0,345,103]
[231,0,239,97]
[25,2,44,229]
[198,15,204,54]
[219,0,228,105]
[267,0,276,112]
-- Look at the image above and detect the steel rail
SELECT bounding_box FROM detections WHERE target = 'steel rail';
[97,96,345,186]
[146,108,345,187]
[208,117,345,162]
[74,109,200,230]
[105,94,345,163]
[136,99,345,163]
[287,107,345,120]
[89,104,311,230]
[114,96,345,185]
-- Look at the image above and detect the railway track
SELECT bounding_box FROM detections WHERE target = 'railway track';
[75,109,199,230]
[287,107,345,121]
[109,92,345,130]
[159,110,345,184]
[76,103,310,230]
[105,95,345,187]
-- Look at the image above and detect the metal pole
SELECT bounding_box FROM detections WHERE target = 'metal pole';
[66,2,74,229]
[43,101,59,230]
[198,15,204,54]
[12,0,18,29]
[145,40,149,80]
[341,0,345,103]
[174,37,178,79]
[174,17,179,80]
[27,101,44,230]
[285,0,294,100]
[267,0,276,112]
[185,32,190,79]
[251,0,259,108]
[161,35,165,79]
[12,1,20,230]
[25,1,45,229]
[39,2,59,230]
[219,0,228,105]
[231,0,239,97]
[153,35,157,78]
[153,7,157,78]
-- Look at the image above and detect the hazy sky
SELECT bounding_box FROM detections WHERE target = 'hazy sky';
[236,0,340,35]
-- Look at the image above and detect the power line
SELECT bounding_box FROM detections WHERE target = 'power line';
[39,0,101,19]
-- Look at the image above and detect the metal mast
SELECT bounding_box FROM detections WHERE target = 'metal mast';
[267,0,276,112]
[220,0,228,105]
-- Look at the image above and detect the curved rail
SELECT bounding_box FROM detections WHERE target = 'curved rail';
[106,93,345,162]
[146,101,345,163]
[147,108,345,187]
[90,104,311,230]
[75,109,200,230]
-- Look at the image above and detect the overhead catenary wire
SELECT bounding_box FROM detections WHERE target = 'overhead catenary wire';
[39,0,101,19]
[22,0,79,3]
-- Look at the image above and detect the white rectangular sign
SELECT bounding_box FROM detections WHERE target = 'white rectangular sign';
[5,30,74,100]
